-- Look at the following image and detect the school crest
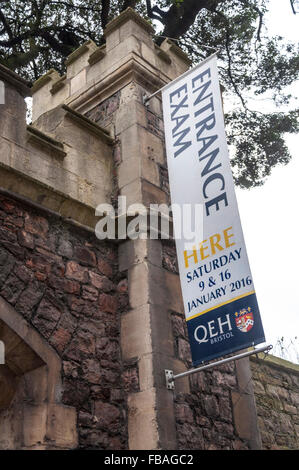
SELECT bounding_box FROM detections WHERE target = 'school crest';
[235,307,254,333]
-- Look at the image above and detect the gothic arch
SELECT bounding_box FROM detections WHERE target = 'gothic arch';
[0,297,77,449]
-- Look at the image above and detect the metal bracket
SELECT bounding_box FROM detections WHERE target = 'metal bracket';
[164,344,272,389]
[165,369,174,390]
[142,94,150,106]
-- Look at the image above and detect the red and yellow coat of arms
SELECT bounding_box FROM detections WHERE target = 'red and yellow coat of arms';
[235,307,254,333]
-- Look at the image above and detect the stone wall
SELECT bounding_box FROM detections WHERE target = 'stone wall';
[0,192,131,449]
[250,355,299,450]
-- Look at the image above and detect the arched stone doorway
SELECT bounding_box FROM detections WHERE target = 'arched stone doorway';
[0,297,78,449]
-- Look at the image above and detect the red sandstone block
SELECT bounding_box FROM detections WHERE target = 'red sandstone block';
[1,240,25,259]
[74,246,97,267]
[175,403,194,425]
[89,271,114,292]
[35,232,56,252]
[5,215,24,228]
[33,297,62,338]
[14,264,34,283]
[94,401,120,428]
[0,197,16,213]
[24,213,49,238]
[67,295,86,314]
[48,275,80,294]
[17,230,34,249]
[64,330,96,361]
[66,261,89,282]
[64,279,81,294]
[50,327,72,354]
[78,411,94,427]
[62,378,90,407]
[82,285,99,302]
[97,340,119,362]
[82,358,102,384]
[97,258,113,278]
[100,368,119,385]
[172,315,187,338]
[26,254,51,275]
[203,395,220,418]
[36,247,62,263]
[0,273,25,305]
[63,361,79,379]
[15,282,45,319]
[99,293,118,314]
[35,271,47,281]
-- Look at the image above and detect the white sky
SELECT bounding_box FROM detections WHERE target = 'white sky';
[234,0,299,361]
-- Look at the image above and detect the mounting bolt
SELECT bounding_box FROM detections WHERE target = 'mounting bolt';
[143,94,150,106]
[165,369,174,390]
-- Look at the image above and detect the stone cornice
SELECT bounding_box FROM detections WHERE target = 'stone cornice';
[0,64,31,97]
[69,54,169,114]
[50,74,67,95]
[27,125,67,158]
[31,69,60,93]
[166,39,192,66]
[62,104,114,145]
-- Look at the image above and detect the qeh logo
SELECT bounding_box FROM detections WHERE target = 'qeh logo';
[235,307,254,333]
[0,80,5,104]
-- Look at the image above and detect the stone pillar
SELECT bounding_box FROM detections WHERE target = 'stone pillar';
[232,356,262,449]
[99,10,191,450]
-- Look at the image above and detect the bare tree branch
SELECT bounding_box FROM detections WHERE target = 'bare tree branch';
[145,0,165,24]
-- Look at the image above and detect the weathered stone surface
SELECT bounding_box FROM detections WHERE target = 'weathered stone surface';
[98,293,118,314]
[66,261,89,282]
[0,193,127,449]
[250,356,299,449]
[73,246,96,267]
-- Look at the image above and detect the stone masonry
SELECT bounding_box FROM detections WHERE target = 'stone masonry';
[251,355,299,450]
[0,8,298,450]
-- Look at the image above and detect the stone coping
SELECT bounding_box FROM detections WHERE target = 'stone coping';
[27,125,67,158]
[104,7,155,36]
[0,64,31,97]
[50,74,67,95]
[62,104,114,144]
[251,353,299,374]
[155,44,172,64]
[32,69,59,93]
[166,39,193,66]
[88,46,106,66]
[65,39,97,66]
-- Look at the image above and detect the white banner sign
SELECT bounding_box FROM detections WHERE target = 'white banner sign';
[162,54,265,365]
